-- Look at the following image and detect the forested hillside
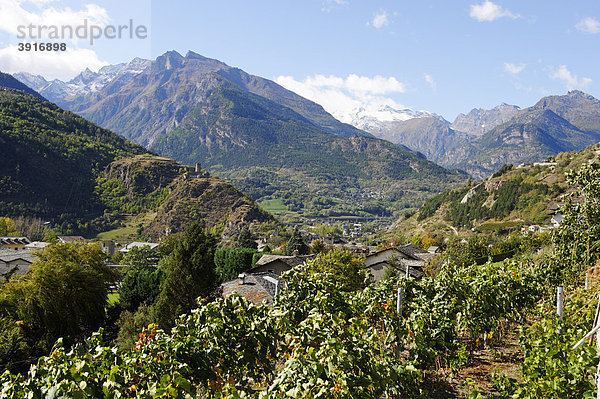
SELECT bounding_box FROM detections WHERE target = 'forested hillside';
[0,89,273,238]
[0,88,146,228]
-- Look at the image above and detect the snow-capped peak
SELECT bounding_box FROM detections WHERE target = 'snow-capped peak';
[14,58,152,102]
[336,104,438,131]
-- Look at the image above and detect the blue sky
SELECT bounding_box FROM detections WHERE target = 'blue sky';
[0,0,599,121]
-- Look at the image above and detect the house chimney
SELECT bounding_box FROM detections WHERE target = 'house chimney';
[238,273,246,285]
[195,163,201,174]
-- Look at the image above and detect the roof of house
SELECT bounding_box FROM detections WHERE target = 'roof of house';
[0,237,31,245]
[367,260,425,279]
[367,246,425,262]
[398,243,433,260]
[221,272,282,305]
[254,254,313,268]
[0,249,36,264]
[25,241,50,249]
[57,236,86,242]
[122,242,160,252]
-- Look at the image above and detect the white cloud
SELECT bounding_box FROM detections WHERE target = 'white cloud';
[550,65,592,90]
[0,0,110,39]
[275,74,407,122]
[576,17,600,34]
[513,82,532,92]
[321,0,347,12]
[504,62,526,75]
[469,1,519,22]
[424,73,436,89]
[367,11,389,29]
[0,1,111,79]
[0,44,107,79]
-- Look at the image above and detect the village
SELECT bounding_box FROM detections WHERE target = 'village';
[0,230,441,306]
[1,203,567,309]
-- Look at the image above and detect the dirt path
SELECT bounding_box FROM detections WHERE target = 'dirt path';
[425,324,522,398]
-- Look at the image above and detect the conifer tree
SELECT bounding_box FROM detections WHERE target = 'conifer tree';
[154,223,217,329]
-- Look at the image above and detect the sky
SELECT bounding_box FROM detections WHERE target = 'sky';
[0,0,599,121]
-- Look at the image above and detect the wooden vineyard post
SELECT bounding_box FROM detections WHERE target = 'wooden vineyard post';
[572,295,600,397]
[396,287,403,358]
[397,287,403,315]
[589,294,600,346]
[586,272,590,290]
[593,294,600,399]
[597,323,600,399]
[557,287,564,318]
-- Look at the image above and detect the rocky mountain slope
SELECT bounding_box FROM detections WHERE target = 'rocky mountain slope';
[98,154,273,240]
[451,103,521,137]
[443,91,600,178]
[395,142,600,237]
[530,90,600,133]
[17,51,366,146]
[357,115,472,164]
[14,58,151,108]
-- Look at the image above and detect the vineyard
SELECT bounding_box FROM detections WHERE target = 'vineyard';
[3,162,600,397]
[0,258,528,397]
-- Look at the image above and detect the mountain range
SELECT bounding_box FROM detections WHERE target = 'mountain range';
[17,51,366,146]
[15,58,151,108]
[350,91,600,178]
[447,91,600,178]
[12,49,600,222]
[13,51,467,220]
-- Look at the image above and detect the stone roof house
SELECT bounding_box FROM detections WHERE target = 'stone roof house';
[57,236,86,243]
[221,272,282,305]
[248,254,314,276]
[0,249,37,278]
[119,242,160,253]
[0,237,31,251]
[365,244,432,282]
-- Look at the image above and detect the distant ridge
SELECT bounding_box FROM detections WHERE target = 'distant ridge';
[443,91,600,178]
[0,71,45,100]
[356,91,600,179]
